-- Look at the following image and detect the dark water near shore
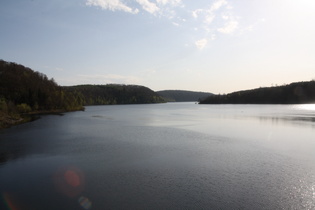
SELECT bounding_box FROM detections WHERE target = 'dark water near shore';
[0,103,315,209]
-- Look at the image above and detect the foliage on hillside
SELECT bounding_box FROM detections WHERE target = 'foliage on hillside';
[0,60,84,112]
[199,81,315,104]
[0,60,167,128]
[157,90,213,102]
[0,60,85,128]
[65,84,166,105]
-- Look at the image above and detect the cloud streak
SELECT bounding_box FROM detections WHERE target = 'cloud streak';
[86,0,183,16]
[86,0,139,14]
[210,0,227,11]
[85,0,240,49]
[77,74,141,84]
[136,0,159,15]
[157,0,181,6]
[192,0,227,24]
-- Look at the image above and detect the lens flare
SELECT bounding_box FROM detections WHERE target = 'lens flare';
[65,170,81,187]
[2,193,19,210]
[78,196,92,209]
[53,166,85,198]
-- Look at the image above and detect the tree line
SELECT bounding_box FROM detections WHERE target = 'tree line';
[199,81,315,104]
[0,60,84,115]
[157,90,213,102]
[65,84,165,105]
[0,60,165,128]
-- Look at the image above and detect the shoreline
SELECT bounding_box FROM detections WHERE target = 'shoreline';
[0,111,25,129]
[0,107,85,130]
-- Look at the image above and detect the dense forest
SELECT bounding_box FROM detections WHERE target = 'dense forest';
[0,60,165,128]
[157,90,213,102]
[65,84,165,105]
[0,60,85,128]
[199,81,315,104]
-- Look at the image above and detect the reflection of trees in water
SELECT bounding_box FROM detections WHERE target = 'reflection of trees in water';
[0,151,17,164]
[258,115,315,128]
[0,141,28,164]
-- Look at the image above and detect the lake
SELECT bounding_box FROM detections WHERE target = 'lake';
[0,103,315,209]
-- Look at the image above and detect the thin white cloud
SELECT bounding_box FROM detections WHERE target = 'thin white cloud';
[155,0,183,19]
[192,0,228,24]
[206,0,228,23]
[77,74,141,84]
[136,0,159,14]
[85,0,183,18]
[218,20,238,34]
[210,0,227,12]
[85,0,183,17]
[86,0,139,14]
[85,0,240,48]
[195,38,208,50]
[172,22,180,26]
[156,0,181,6]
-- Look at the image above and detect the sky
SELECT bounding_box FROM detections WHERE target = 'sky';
[1,0,315,94]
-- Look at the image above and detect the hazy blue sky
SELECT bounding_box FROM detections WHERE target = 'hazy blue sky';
[1,0,315,93]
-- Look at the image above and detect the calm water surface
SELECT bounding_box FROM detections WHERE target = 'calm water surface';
[0,103,315,209]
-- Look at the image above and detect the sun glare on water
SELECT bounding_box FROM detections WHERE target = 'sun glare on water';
[295,104,315,111]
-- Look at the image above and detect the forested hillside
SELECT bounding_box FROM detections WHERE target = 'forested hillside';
[0,60,85,128]
[0,60,165,128]
[0,60,85,112]
[65,84,165,105]
[199,81,315,104]
[157,90,213,102]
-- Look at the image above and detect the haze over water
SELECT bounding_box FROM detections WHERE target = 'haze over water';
[1,103,315,209]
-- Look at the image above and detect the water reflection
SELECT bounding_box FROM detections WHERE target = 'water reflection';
[0,103,315,209]
[0,150,20,165]
[0,140,29,165]
[258,115,315,128]
[0,155,92,210]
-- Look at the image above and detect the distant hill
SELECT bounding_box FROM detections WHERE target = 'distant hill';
[199,81,315,104]
[0,59,165,128]
[157,90,213,102]
[65,84,165,105]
